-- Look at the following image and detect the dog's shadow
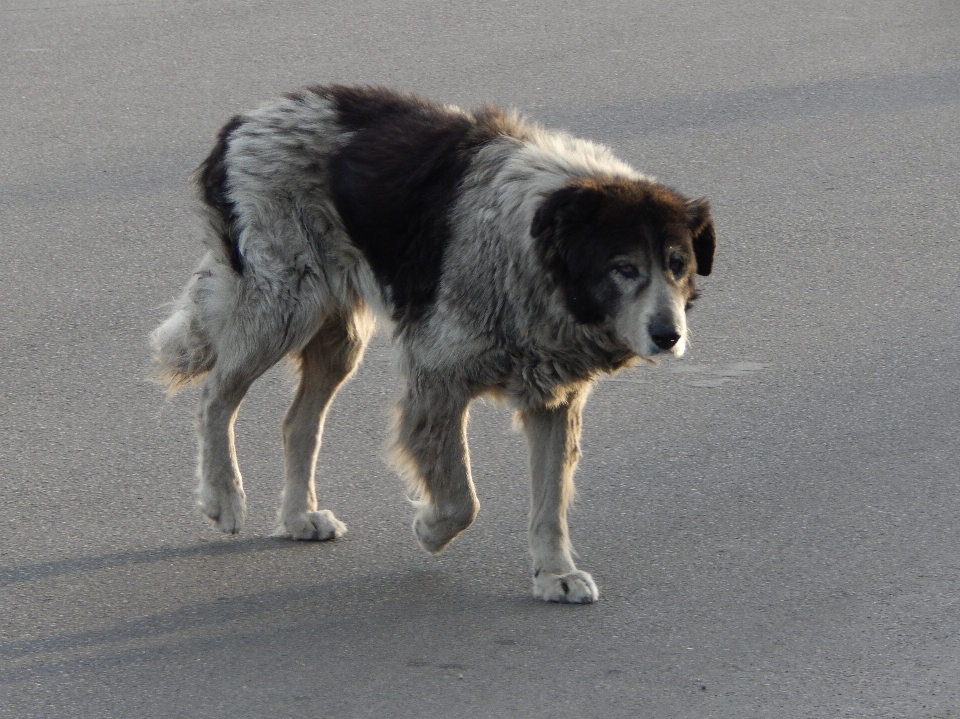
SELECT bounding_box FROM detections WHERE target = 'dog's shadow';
[2,538,553,682]
[0,536,287,586]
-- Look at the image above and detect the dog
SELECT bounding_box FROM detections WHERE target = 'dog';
[152,85,716,603]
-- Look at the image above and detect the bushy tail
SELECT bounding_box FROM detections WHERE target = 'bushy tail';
[150,253,232,393]
[150,306,214,394]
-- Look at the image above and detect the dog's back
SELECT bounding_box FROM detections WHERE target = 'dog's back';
[154,87,521,388]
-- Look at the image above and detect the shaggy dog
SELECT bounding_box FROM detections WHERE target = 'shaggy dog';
[152,86,716,603]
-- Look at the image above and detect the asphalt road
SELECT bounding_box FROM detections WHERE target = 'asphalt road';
[2,1,959,717]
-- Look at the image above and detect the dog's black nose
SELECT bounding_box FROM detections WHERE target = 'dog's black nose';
[650,329,681,350]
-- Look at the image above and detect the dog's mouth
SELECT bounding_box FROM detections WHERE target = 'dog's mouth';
[642,339,686,360]
[619,332,686,363]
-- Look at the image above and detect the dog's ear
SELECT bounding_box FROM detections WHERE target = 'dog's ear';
[531,182,609,324]
[531,182,605,239]
[687,198,716,276]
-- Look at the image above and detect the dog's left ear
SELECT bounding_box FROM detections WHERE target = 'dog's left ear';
[687,198,716,276]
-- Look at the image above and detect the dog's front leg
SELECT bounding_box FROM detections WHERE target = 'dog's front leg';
[395,385,478,554]
[519,391,598,603]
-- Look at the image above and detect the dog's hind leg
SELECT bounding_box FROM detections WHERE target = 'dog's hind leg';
[196,358,273,535]
[394,381,478,554]
[273,307,373,540]
[195,296,314,535]
[517,388,599,604]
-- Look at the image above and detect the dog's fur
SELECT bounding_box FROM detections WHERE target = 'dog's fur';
[152,86,716,603]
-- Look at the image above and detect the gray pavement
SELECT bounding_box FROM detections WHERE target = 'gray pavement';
[1,1,959,717]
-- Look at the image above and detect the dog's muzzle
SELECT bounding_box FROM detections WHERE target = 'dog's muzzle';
[648,324,682,352]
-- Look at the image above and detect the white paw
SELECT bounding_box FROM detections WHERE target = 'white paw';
[532,569,599,604]
[272,510,346,541]
[197,486,246,534]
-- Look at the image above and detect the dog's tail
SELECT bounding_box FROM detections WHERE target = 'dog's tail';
[152,114,255,393]
[150,252,236,393]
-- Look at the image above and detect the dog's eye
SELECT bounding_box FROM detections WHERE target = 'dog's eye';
[613,263,640,280]
[668,256,686,277]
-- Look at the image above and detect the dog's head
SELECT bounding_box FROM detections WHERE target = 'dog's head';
[531,177,715,358]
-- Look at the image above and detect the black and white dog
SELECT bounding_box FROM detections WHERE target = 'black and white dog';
[152,86,716,603]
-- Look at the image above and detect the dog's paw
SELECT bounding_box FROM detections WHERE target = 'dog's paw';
[197,487,246,534]
[413,514,458,554]
[272,510,346,541]
[412,502,476,554]
[532,569,599,604]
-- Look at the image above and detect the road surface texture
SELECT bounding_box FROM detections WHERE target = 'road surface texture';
[1,1,958,717]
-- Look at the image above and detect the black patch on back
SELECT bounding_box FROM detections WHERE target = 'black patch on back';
[323,86,501,326]
[196,115,246,274]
